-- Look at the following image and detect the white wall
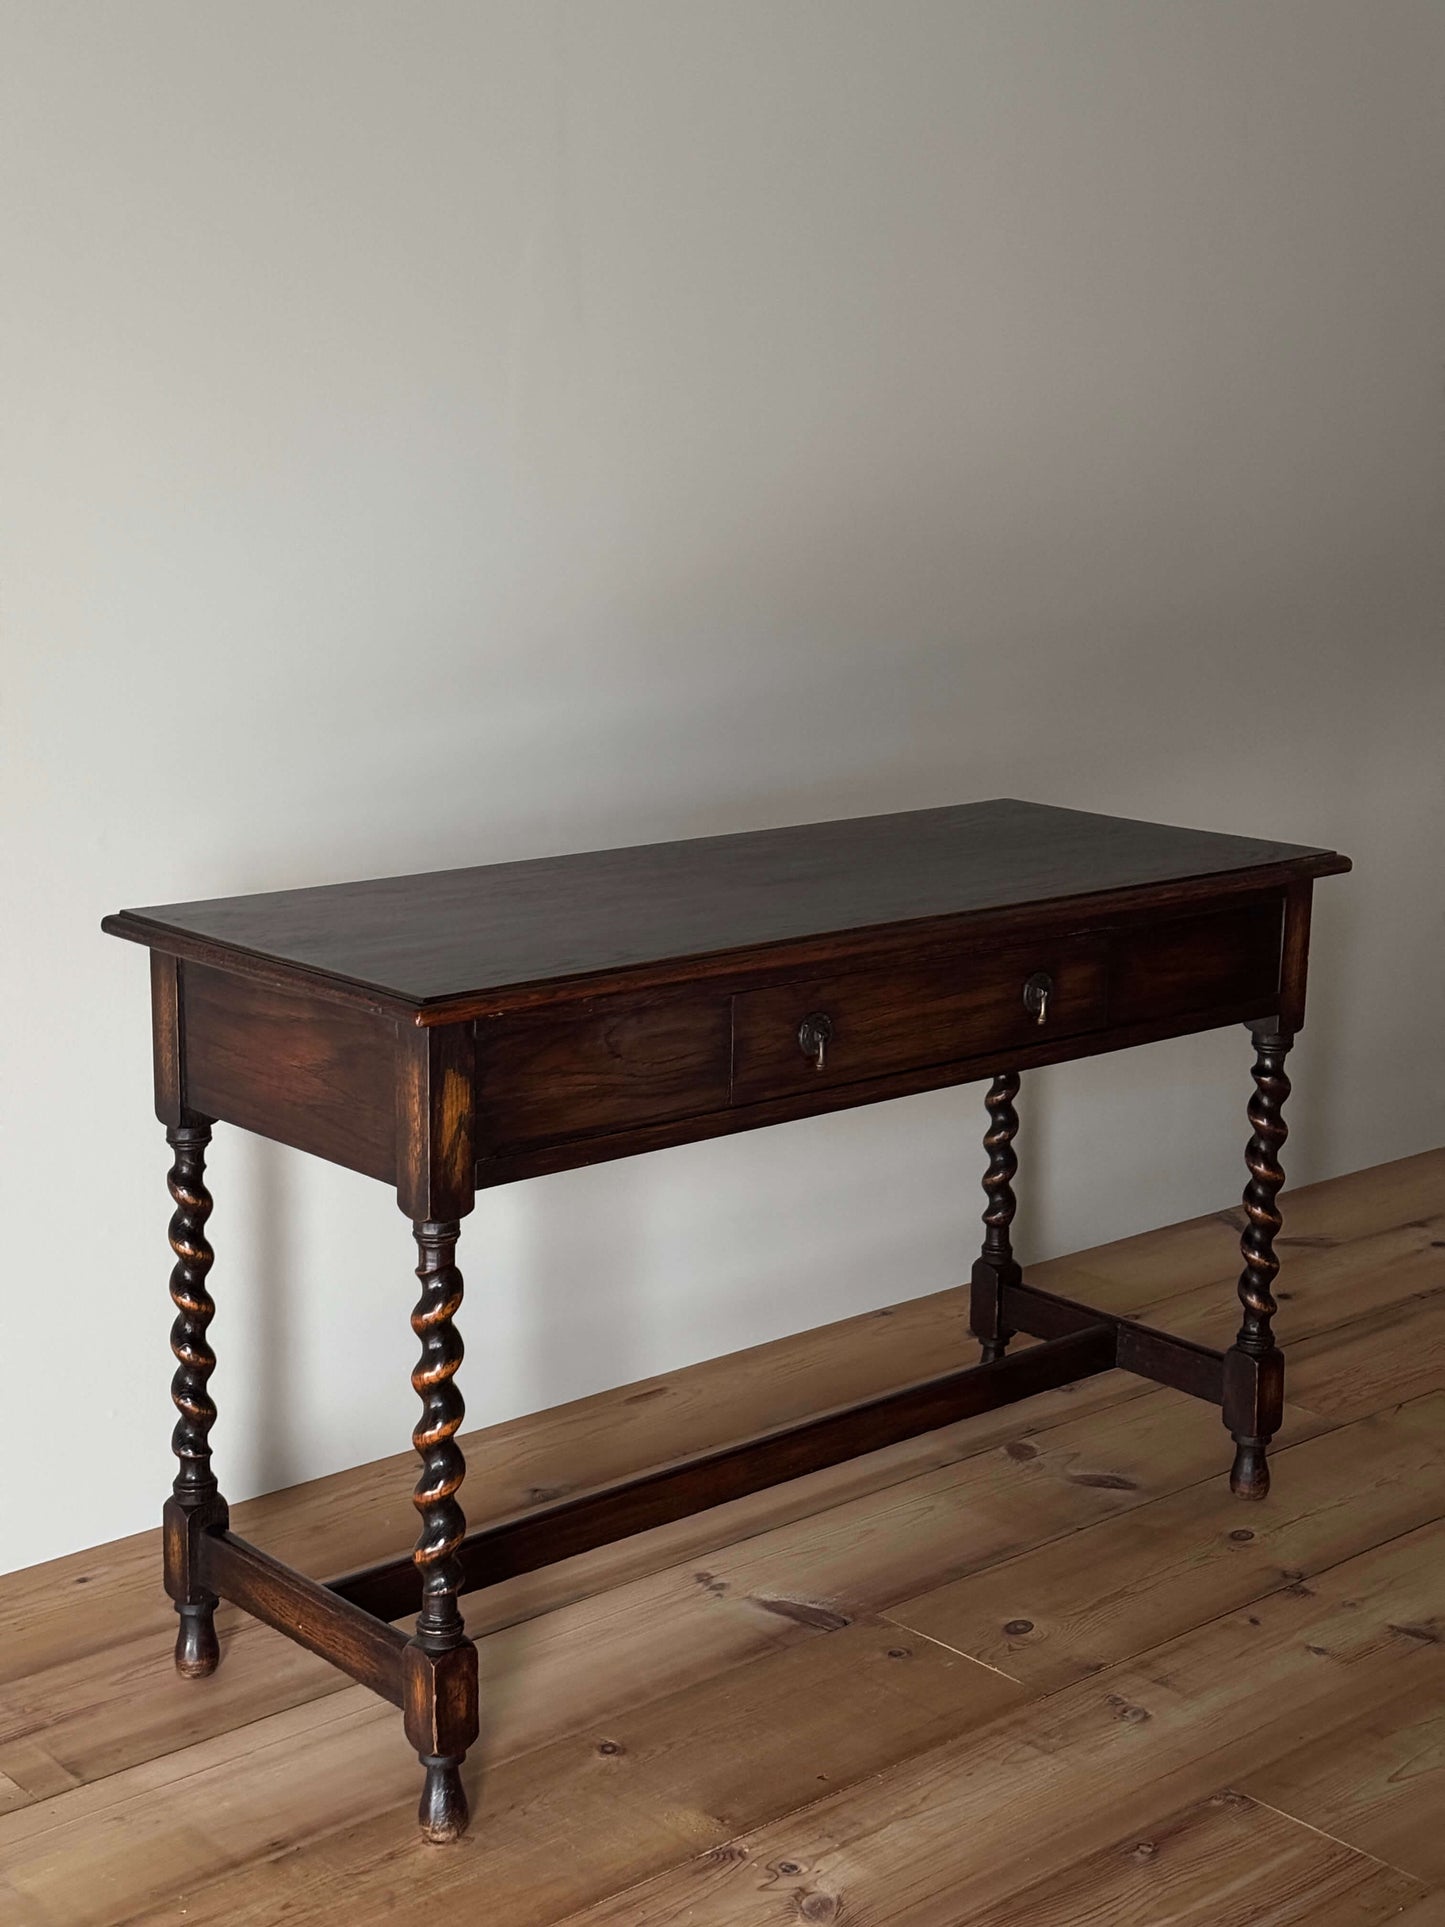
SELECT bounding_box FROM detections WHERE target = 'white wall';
[2,1,1441,1576]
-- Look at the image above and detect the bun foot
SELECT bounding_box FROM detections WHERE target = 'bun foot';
[1229,1440,1271,1500]
[174,1600,220,1677]
[418,1755,470,1843]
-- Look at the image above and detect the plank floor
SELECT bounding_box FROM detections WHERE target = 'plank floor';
[1,1148,1441,1925]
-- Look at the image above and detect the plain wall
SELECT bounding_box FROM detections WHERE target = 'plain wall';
[2,1,1442,1576]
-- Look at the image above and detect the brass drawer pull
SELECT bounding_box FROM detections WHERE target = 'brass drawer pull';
[797,1011,834,1071]
[1023,972,1052,1026]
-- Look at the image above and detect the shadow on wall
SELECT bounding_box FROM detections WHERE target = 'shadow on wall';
[248,1138,299,1496]
[1286,881,1354,1179]
[515,1165,650,1482]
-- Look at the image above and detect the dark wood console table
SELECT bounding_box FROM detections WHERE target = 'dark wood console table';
[104,798,1350,1842]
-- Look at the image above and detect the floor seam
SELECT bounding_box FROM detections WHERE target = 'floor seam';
[1239,1788,1433,1883]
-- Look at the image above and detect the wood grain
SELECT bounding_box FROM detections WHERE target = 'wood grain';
[0,1625,1020,1927]
[1133,1214,1445,1352]
[886,1390,1445,1691]
[1287,1287,1445,1421]
[671,1387,1329,1624]
[477,987,731,1152]
[956,1790,1424,1927]
[1244,1677,1445,1886]
[1107,898,1284,1027]
[102,797,1345,1012]
[183,961,398,1182]
[0,1772,33,1817]
[1381,1897,1445,1926]
[1045,1148,1445,1320]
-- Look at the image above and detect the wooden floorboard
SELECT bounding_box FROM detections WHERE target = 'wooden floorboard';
[1134,1211,1444,1352]
[947,1790,1426,1926]
[1382,1893,1445,1925]
[0,1148,1439,1925]
[885,1390,1445,1691]
[1286,1285,1445,1422]
[559,1523,1445,1927]
[1243,1675,1445,1888]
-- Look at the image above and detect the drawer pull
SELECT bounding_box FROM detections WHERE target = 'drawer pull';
[1023,972,1053,1026]
[797,1012,835,1071]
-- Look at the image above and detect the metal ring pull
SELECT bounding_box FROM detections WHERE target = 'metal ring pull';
[1022,972,1053,1027]
[797,1011,834,1070]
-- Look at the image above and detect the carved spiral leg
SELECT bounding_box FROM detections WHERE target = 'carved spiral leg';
[969,1072,1023,1365]
[405,1221,479,1844]
[161,1121,228,1677]
[1223,1026,1294,1499]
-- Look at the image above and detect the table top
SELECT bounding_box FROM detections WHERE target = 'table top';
[103,799,1348,1012]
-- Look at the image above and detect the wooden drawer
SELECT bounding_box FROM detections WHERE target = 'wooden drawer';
[476,989,731,1154]
[1110,899,1284,1025]
[730,937,1109,1107]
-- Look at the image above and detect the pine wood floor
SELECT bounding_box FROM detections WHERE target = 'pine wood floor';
[2,1149,1443,1925]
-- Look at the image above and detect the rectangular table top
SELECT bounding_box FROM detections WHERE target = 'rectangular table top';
[104,799,1348,1013]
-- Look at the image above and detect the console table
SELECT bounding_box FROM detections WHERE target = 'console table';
[103,798,1350,1843]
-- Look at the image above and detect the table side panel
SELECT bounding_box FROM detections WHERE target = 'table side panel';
[181,962,400,1184]
[1107,897,1285,1027]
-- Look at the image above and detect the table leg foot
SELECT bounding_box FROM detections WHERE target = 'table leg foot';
[417,1755,469,1844]
[1229,1440,1271,1500]
[174,1600,220,1677]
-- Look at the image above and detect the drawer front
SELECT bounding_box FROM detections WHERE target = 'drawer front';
[1110,899,1284,1026]
[731,938,1109,1107]
[476,990,731,1154]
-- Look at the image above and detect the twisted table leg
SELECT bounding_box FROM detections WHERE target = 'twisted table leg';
[161,1120,229,1676]
[1224,1025,1294,1499]
[969,1071,1023,1364]
[404,1220,479,1843]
